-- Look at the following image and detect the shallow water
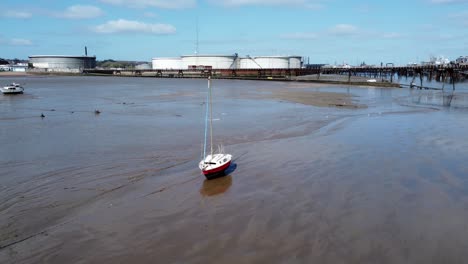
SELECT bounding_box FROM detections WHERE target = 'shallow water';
[1,76,468,263]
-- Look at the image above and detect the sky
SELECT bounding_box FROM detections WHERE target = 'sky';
[1,0,467,65]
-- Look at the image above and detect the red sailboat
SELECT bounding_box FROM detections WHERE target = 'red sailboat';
[199,77,232,179]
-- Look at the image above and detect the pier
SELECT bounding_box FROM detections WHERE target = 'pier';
[83,64,468,88]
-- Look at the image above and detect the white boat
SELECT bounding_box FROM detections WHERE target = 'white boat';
[199,77,232,179]
[1,83,24,94]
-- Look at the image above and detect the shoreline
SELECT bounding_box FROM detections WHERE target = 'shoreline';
[293,78,400,87]
[2,71,401,88]
[0,72,32,77]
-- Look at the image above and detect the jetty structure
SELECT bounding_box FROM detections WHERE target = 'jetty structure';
[21,47,468,89]
[84,61,467,88]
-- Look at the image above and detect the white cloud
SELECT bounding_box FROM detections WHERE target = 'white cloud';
[92,19,176,34]
[213,0,323,8]
[449,10,468,17]
[448,11,468,25]
[281,26,407,41]
[9,38,33,46]
[353,4,373,13]
[382,32,404,39]
[55,5,104,19]
[329,24,358,36]
[143,12,157,18]
[280,32,318,40]
[430,0,468,4]
[99,0,196,8]
[3,10,32,19]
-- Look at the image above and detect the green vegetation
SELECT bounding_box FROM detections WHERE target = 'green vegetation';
[0,58,28,65]
[0,58,10,65]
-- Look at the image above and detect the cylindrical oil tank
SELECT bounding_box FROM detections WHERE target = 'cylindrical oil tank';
[288,56,302,68]
[28,55,96,69]
[181,55,237,69]
[253,56,290,69]
[152,57,182,70]
[239,57,261,69]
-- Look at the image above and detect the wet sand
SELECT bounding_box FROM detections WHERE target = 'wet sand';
[2,76,468,263]
[271,90,367,109]
[0,72,31,77]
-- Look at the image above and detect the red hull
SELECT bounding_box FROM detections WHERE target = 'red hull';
[202,161,231,176]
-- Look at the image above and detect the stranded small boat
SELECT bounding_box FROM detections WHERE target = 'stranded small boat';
[199,153,232,176]
[1,83,24,94]
[199,77,232,179]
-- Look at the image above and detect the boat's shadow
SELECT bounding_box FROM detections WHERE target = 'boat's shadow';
[205,162,237,180]
[200,174,233,196]
[225,162,237,175]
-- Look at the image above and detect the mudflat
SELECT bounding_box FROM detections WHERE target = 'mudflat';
[2,76,468,263]
[0,72,30,77]
[271,90,367,108]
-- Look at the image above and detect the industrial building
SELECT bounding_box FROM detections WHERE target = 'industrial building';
[28,55,96,72]
[456,56,468,65]
[152,54,302,70]
[0,64,28,72]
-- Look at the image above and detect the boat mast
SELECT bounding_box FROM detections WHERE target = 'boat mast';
[209,76,213,157]
[202,77,209,160]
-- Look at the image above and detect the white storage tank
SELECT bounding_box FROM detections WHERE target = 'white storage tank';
[288,56,302,68]
[239,57,261,69]
[151,54,303,69]
[29,55,96,70]
[242,56,302,69]
[181,55,237,69]
[253,56,289,69]
[152,57,182,70]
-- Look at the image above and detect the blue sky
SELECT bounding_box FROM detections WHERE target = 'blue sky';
[1,0,467,65]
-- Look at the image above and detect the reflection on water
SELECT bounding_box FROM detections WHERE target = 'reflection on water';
[200,175,233,196]
[398,77,468,108]
[408,89,468,108]
[398,76,468,91]
[443,92,454,107]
